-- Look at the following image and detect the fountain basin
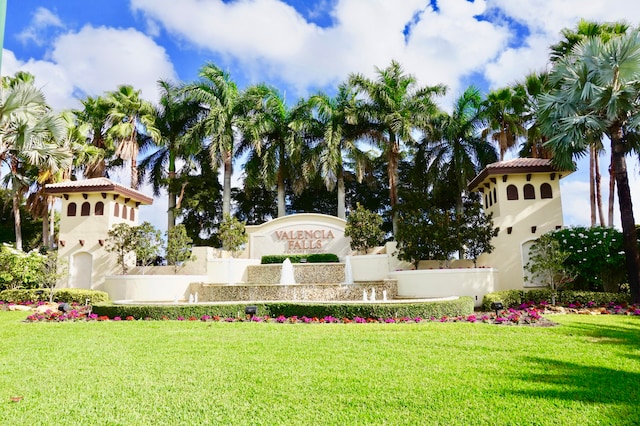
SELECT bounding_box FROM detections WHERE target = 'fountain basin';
[247,263,345,284]
[190,280,397,302]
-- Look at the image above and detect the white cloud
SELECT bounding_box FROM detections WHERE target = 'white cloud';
[3,26,177,110]
[16,7,65,46]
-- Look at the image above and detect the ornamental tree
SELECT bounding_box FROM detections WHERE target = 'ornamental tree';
[105,222,162,274]
[166,224,195,273]
[524,233,575,303]
[344,203,385,254]
[218,213,247,257]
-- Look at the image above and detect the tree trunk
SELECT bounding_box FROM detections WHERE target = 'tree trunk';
[608,154,615,227]
[610,125,640,303]
[389,136,399,238]
[589,146,596,226]
[337,172,346,219]
[12,190,22,251]
[42,207,49,247]
[594,148,605,226]
[167,151,177,231]
[130,157,139,190]
[277,170,286,218]
[222,150,232,216]
[49,197,55,246]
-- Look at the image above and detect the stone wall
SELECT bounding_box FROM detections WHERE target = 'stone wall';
[191,280,397,302]
[246,263,345,284]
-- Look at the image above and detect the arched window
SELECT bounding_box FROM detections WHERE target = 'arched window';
[95,202,104,216]
[484,195,488,208]
[129,208,135,221]
[493,187,497,203]
[540,183,553,199]
[524,184,535,200]
[114,203,119,217]
[122,205,127,220]
[489,191,493,206]
[67,202,77,217]
[506,184,519,200]
[81,202,91,216]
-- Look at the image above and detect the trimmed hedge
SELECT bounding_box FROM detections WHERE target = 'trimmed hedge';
[92,297,474,320]
[0,288,110,305]
[481,289,631,311]
[261,254,340,264]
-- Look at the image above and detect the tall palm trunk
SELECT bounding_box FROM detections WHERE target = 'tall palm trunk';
[610,124,640,303]
[167,150,177,230]
[12,190,22,251]
[337,172,346,219]
[389,136,399,237]
[608,155,616,227]
[222,150,232,216]
[594,149,605,226]
[276,147,286,217]
[589,146,596,226]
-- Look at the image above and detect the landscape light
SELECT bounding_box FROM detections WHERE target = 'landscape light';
[245,306,257,318]
[491,302,504,317]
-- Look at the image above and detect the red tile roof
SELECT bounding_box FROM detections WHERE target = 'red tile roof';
[44,178,153,205]
[468,158,572,191]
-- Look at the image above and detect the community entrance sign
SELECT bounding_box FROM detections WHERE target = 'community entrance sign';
[245,213,350,259]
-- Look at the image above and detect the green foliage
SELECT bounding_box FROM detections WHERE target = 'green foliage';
[0,288,109,304]
[0,244,47,290]
[165,224,195,273]
[134,222,163,273]
[218,213,247,257]
[260,253,340,264]
[551,226,627,292]
[344,203,384,253]
[105,222,162,274]
[105,223,137,274]
[396,197,498,267]
[524,232,574,294]
[0,189,43,252]
[481,290,630,310]
[92,297,474,320]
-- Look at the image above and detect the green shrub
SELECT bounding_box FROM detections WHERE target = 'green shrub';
[91,297,474,320]
[261,254,339,264]
[0,288,109,304]
[345,203,385,253]
[481,289,630,310]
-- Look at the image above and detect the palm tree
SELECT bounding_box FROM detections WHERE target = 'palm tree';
[348,60,445,236]
[424,87,498,216]
[0,75,70,250]
[75,95,112,178]
[538,29,640,303]
[185,64,244,216]
[106,85,160,189]
[303,84,369,219]
[549,19,630,227]
[239,84,304,217]
[139,80,203,230]
[481,86,527,161]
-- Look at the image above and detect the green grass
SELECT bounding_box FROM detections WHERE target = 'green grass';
[1,311,639,425]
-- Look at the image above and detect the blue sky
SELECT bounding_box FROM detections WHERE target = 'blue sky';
[4,0,640,233]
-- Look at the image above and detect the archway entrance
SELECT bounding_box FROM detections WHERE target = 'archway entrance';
[70,252,93,289]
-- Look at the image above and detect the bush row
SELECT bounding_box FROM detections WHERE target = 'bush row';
[481,289,630,311]
[0,289,110,305]
[260,253,339,264]
[92,297,474,320]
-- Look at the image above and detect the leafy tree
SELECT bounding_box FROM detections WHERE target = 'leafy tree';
[0,244,47,290]
[0,189,43,252]
[166,224,195,273]
[344,203,385,254]
[524,233,574,304]
[459,198,499,266]
[538,28,640,303]
[218,213,247,257]
[481,86,526,161]
[232,185,277,225]
[348,60,445,236]
[105,223,138,274]
[134,222,163,273]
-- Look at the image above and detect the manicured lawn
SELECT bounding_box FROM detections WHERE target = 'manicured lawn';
[1,311,638,425]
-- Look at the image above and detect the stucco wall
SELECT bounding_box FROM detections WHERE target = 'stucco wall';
[104,274,208,302]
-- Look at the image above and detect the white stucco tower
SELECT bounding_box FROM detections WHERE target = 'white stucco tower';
[467,158,572,290]
[44,178,153,291]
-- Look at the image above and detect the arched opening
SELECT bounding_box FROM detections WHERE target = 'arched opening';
[67,202,77,217]
[69,252,93,289]
[114,203,119,217]
[129,208,135,222]
[81,202,91,216]
[521,240,543,287]
[506,184,519,200]
[95,201,104,215]
[121,206,127,220]
[540,183,553,199]
[524,184,535,200]
[493,187,497,203]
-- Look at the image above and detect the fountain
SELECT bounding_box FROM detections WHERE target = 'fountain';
[344,255,354,285]
[369,287,376,302]
[279,258,296,285]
